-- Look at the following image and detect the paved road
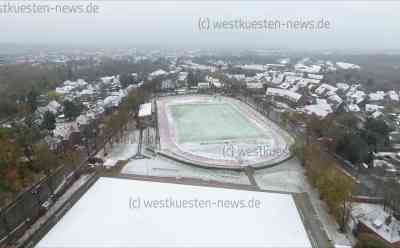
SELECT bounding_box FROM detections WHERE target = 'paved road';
[293,193,333,248]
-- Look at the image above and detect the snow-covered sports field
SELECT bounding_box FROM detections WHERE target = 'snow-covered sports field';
[157,95,294,169]
[170,103,265,143]
[36,177,312,248]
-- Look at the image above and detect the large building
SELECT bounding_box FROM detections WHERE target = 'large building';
[35,177,312,248]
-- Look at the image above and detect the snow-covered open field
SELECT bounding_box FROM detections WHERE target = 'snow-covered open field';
[157,95,293,169]
[36,177,311,248]
[254,158,307,193]
[96,125,139,162]
[170,103,265,143]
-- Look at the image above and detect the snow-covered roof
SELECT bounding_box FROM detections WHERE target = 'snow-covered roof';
[102,95,123,108]
[282,71,299,77]
[246,82,263,89]
[369,91,386,101]
[111,89,127,98]
[279,82,291,89]
[336,83,350,92]
[285,75,303,84]
[182,61,216,72]
[76,114,91,126]
[325,61,337,71]
[53,121,79,140]
[36,177,312,248]
[347,90,366,104]
[227,74,245,81]
[178,71,188,81]
[161,79,176,90]
[371,111,383,119]
[207,76,222,88]
[271,74,285,85]
[206,76,219,83]
[149,69,168,77]
[294,64,321,74]
[62,79,87,88]
[347,103,361,112]
[388,90,399,101]
[245,74,265,82]
[56,79,88,94]
[212,82,223,88]
[48,100,61,112]
[197,82,210,89]
[101,76,119,84]
[44,135,62,150]
[307,73,324,80]
[336,62,361,70]
[301,78,321,85]
[302,99,333,118]
[314,84,338,96]
[35,100,62,118]
[352,203,400,244]
[240,64,269,71]
[278,58,290,64]
[266,88,302,102]
[55,85,74,94]
[78,85,96,96]
[126,84,138,92]
[327,94,343,105]
[365,104,384,113]
[91,105,105,116]
[138,102,152,117]
[103,159,118,168]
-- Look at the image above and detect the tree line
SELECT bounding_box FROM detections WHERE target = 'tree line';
[306,113,392,165]
[0,58,165,120]
[0,85,148,207]
[303,142,355,232]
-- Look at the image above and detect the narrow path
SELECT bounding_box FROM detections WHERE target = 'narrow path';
[293,193,333,248]
[244,167,258,188]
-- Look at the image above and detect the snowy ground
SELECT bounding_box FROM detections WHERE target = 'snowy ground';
[121,157,251,185]
[157,95,293,169]
[94,124,162,164]
[253,158,307,193]
[96,130,139,161]
[254,158,353,247]
[36,177,312,248]
[119,153,352,247]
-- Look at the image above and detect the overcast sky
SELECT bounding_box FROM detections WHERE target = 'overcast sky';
[1,1,400,51]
